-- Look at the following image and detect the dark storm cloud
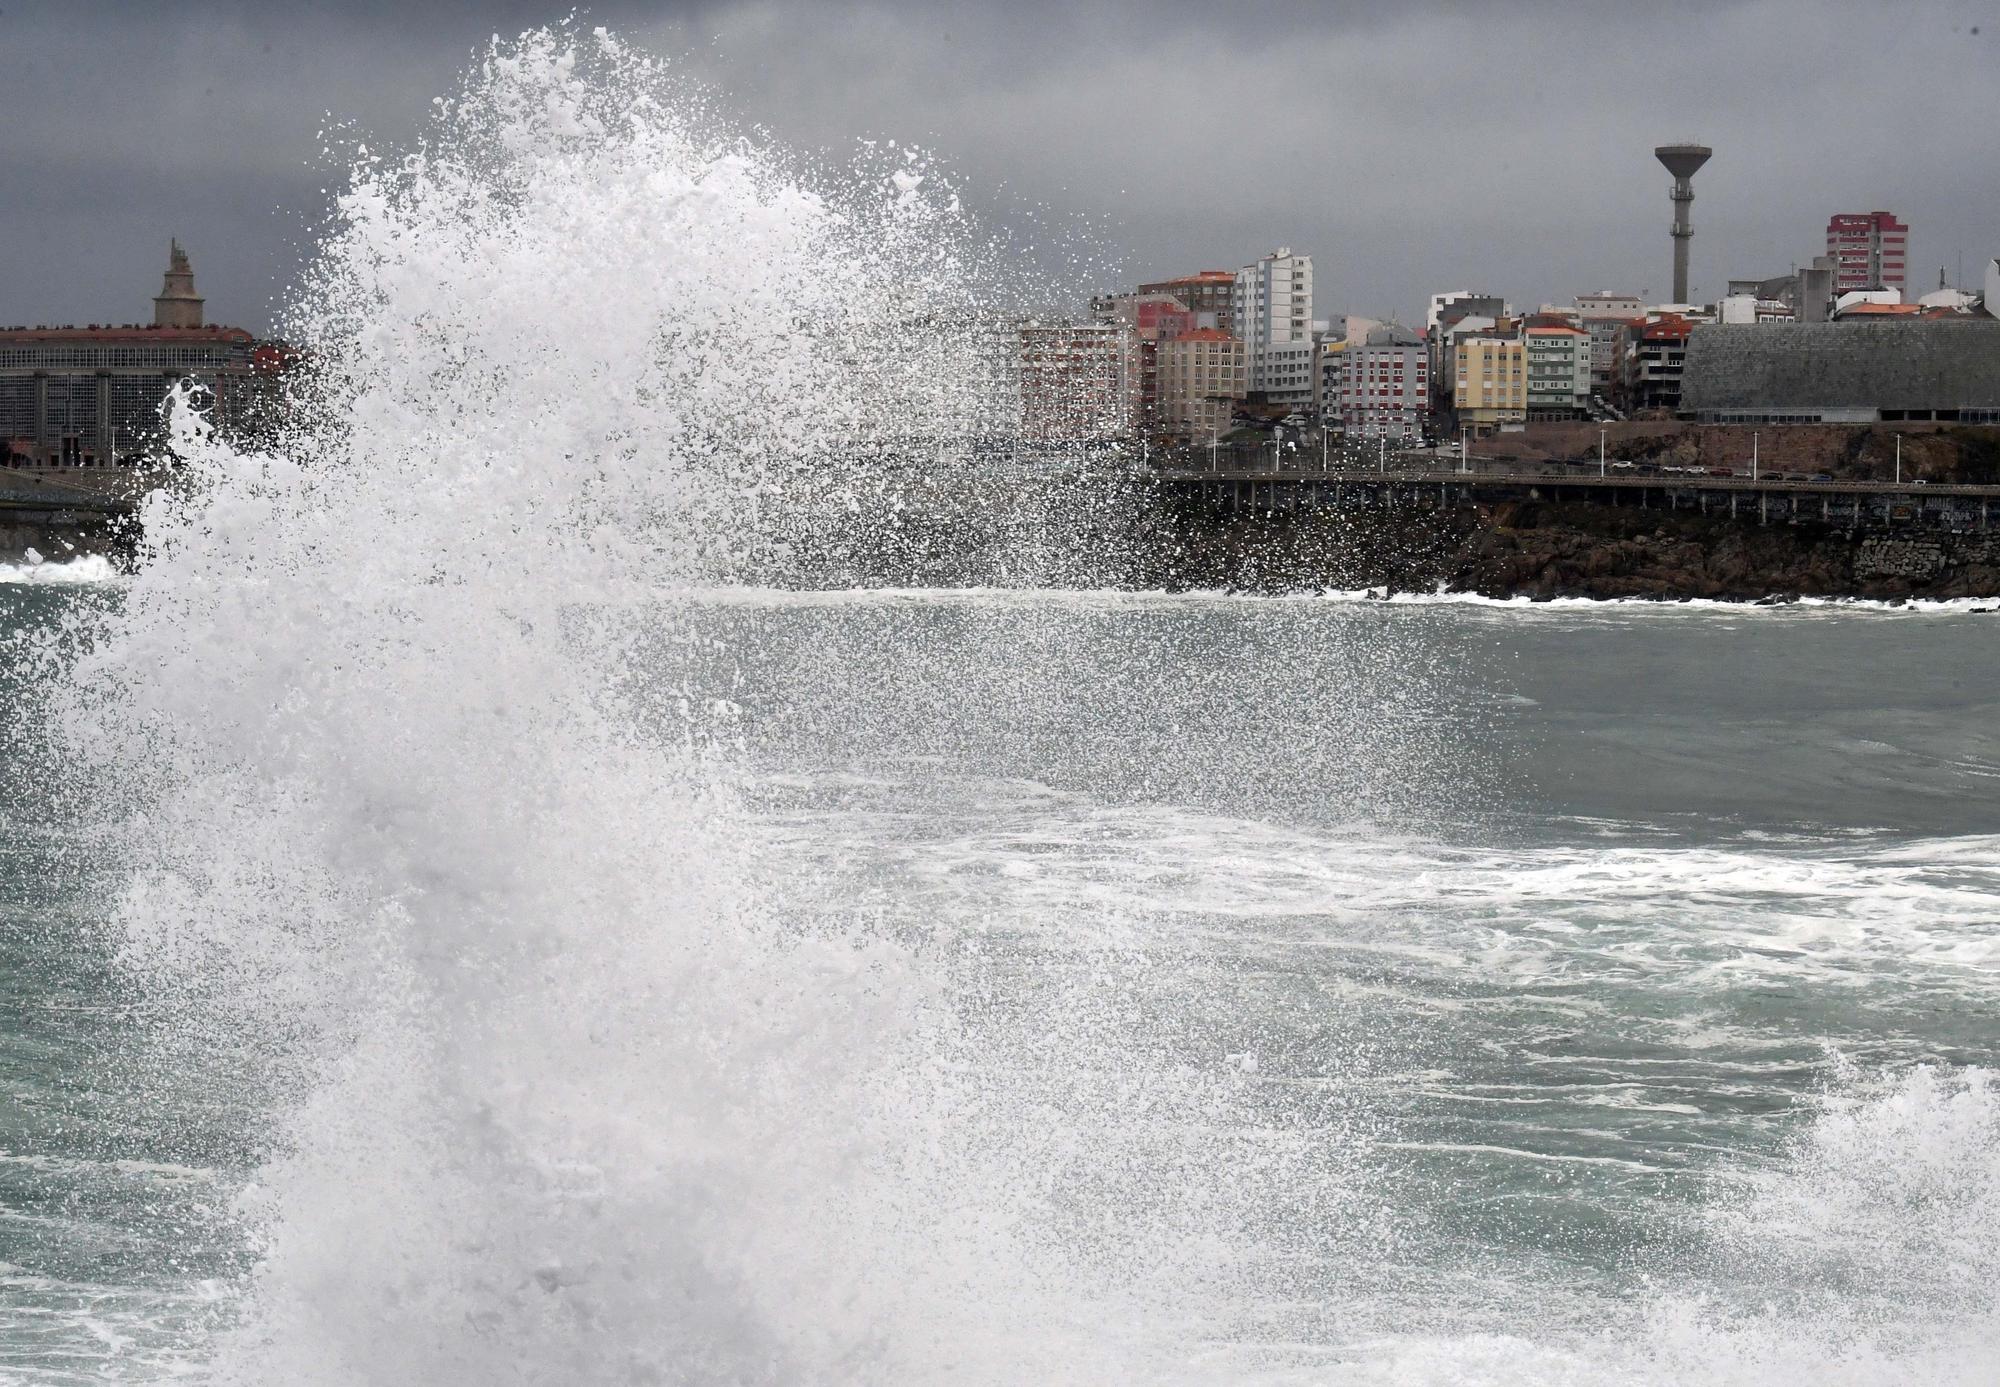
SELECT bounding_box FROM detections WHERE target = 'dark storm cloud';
[2,0,1995,330]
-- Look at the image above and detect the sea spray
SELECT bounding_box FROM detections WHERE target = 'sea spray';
[23,21,1999,1387]
[30,26,1346,1385]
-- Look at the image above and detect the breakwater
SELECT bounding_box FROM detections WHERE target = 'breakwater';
[784,462,2000,600]
[13,459,2000,601]
[1144,467,2000,600]
[1148,491,2000,600]
[0,471,136,566]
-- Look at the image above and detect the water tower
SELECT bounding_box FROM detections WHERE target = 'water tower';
[1654,144,1711,304]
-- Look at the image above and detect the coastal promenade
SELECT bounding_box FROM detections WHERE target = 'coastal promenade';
[0,467,140,517]
[1151,456,2000,532]
[8,455,2000,537]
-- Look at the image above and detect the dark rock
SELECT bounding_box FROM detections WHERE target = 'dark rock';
[1139,489,2000,603]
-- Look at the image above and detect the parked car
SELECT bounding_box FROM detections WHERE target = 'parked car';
[1810,472,1833,482]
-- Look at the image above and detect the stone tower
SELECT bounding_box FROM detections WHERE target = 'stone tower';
[152,239,205,328]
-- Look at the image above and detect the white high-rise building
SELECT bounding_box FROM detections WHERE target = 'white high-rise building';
[1235,248,1313,397]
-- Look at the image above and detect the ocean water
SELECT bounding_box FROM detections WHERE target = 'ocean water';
[4,576,1997,1383]
[3,27,1998,1386]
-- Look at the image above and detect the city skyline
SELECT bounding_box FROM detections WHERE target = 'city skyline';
[1,0,1996,332]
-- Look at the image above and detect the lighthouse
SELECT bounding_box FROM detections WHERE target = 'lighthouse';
[152,240,205,328]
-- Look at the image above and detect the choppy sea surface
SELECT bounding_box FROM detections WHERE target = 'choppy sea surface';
[3,573,1995,1384]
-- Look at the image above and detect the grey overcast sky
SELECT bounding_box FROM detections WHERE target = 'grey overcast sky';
[2,0,1996,333]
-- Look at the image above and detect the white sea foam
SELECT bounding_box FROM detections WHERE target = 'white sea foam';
[1172,1068,2000,1384]
[0,555,121,586]
[662,582,2000,617]
[759,776,2000,986]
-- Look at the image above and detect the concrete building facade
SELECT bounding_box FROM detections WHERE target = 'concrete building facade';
[1018,322,1136,442]
[1718,294,1795,324]
[1155,329,1246,443]
[1235,248,1313,397]
[1092,292,1195,343]
[1680,319,2000,424]
[1315,338,1346,426]
[1431,311,1495,414]
[1430,295,1509,414]
[1258,339,1317,412]
[1089,293,1197,435]
[1429,291,1506,335]
[1574,292,1644,398]
[1726,258,1835,323]
[1340,324,1428,441]
[0,243,258,467]
[1453,330,1526,432]
[1524,319,1590,419]
[1614,313,1696,416]
[1138,271,1236,332]
[1826,211,1909,298]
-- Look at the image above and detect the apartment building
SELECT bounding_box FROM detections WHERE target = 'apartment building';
[1826,211,1909,298]
[1453,329,1527,432]
[1524,319,1590,419]
[1155,329,1246,443]
[1235,248,1313,397]
[1340,324,1428,441]
[1574,291,1644,400]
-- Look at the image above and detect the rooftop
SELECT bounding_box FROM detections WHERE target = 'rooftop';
[1363,324,1424,346]
[1639,315,1696,340]
[0,324,254,343]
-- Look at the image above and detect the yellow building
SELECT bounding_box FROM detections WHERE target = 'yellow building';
[1156,329,1246,443]
[1453,331,1527,432]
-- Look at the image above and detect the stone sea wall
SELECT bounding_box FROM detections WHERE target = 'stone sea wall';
[10,466,1997,602]
[0,513,132,567]
[758,467,2000,601]
[1142,492,2000,601]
